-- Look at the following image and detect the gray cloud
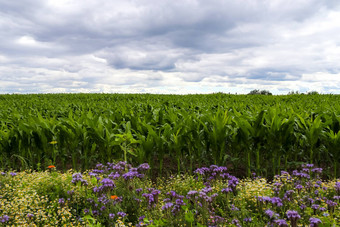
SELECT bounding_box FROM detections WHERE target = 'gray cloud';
[1,0,340,94]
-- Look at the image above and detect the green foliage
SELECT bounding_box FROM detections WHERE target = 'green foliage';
[0,94,339,178]
[248,89,272,95]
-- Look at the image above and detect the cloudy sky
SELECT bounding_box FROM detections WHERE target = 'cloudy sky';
[1,0,340,94]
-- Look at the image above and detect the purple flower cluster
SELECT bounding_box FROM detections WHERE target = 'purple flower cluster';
[286,210,300,219]
[292,170,310,179]
[198,187,218,204]
[76,162,151,224]
[326,199,338,213]
[71,173,88,186]
[58,198,65,205]
[256,196,271,203]
[265,209,278,219]
[142,188,161,209]
[286,210,301,227]
[0,215,9,223]
[283,190,294,201]
[309,217,322,227]
[335,182,340,194]
[163,190,187,215]
[243,217,252,223]
[117,211,127,218]
[271,197,283,207]
[93,178,116,193]
[65,162,339,226]
[194,165,229,181]
[274,219,288,227]
[122,168,144,180]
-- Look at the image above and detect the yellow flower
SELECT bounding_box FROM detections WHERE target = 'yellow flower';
[49,141,57,145]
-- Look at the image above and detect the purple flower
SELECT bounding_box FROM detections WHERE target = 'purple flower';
[265,209,276,219]
[137,163,150,172]
[122,169,142,180]
[211,215,225,224]
[117,212,127,218]
[27,213,34,218]
[58,198,65,205]
[286,210,301,220]
[175,198,185,206]
[228,176,239,189]
[283,190,294,201]
[300,204,307,210]
[221,187,233,194]
[295,184,303,191]
[10,172,17,176]
[101,178,115,189]
[286,210,301,227]
[194,165,230,181]
[142,188,160,208]
[230,204,239,211]
[162,202,173,210]
[109,213,115,219]
[311,204,320,210]
[92,210,99,216]
[1,172,5,175]
[71,173,88,186]
[256,196,271,203]
[307,197,314,205]
[274,219,288,227]
[135,188,143,194]
[271,197,283,207]
[319,207,326,211]
[187,190,198,197]
[108,172,120,179]
[0,215,9,223]
[335,182,340,192]
[326,199,337,213]
[84,209,89,214]
[231,219,241,227]
[167,190,177,198]
[312,168,322,173]
[72,173,83,180]
[243,217,252,223]
[309,217,322,227]
[88,172,97,177]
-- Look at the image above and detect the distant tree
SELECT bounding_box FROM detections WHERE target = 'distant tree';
[248,89,272,95]
[307,91,319,95]
[248,89,260,95]
[287,91,300,95]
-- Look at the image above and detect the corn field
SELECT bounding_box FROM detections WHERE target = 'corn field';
[0,93,339,178]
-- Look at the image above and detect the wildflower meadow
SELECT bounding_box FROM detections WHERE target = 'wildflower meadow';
[0,162,339,226]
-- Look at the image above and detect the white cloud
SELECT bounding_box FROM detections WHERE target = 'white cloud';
[0,0,340,94]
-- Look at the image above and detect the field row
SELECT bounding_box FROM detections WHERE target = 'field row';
[0,94,339,178]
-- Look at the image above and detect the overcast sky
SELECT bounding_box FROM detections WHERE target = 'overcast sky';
[1,0,340,94]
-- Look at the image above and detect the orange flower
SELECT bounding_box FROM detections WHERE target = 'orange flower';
[110,195,118,200]
[48,165,56,169]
